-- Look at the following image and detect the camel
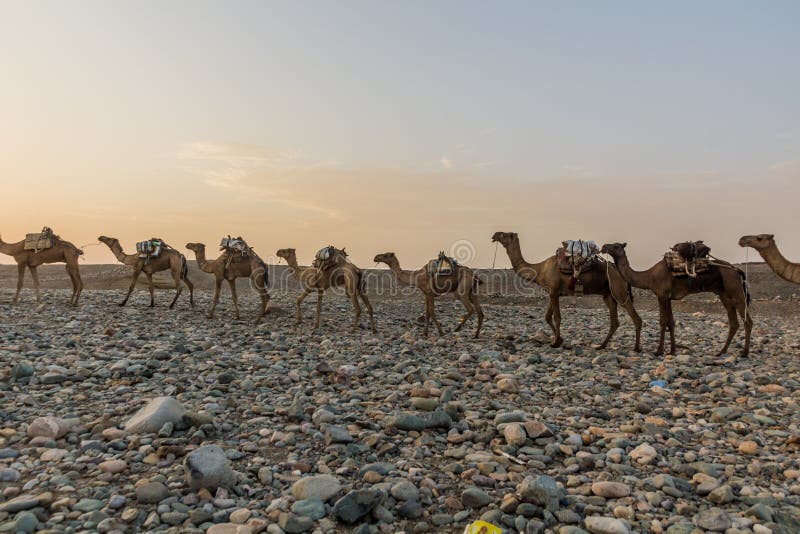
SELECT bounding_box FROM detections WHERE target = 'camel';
[491,232,642,351]
[601,242,752,357]
[98,236,194,308]
[739,234,800,284]
[374,252,484,338]
[276,247,375,333]
[185,241,270,321]
[0,232,84,305]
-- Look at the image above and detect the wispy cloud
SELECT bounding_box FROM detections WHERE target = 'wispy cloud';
[440,155,453,169]
[177,141,342,218]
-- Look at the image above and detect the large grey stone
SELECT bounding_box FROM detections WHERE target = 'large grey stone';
[184,445,236,490]
[124,397,185,434]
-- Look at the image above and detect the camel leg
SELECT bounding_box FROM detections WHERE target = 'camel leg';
[29,266,41,304]
[208,278,223,318]
[349,287,362,333]
[12,263,25,304]
[598,294,619,350]
[454,291,474,332]
[548,295,563,348]
[422,293,433,337]
[145,273,155,308]
[184,276,195,308]
[717,296,739,356]
[358,291,376,333]
[65,265,79,306]
[315,289,324,330]
[251,272,270,321]
[295,288,312,325]
[69,260,83,306]
[654,297,668,356]
[227,279,240,320]
[120,267,141,307]
[621,298,643,352]
[169,268,183,309]
[738,299,753,357]
[470,292,484,339]
[665,299,676,355]
[430,296,445,336]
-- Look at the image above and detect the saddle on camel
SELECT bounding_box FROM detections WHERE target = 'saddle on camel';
[219,236,256,268]
[664,240,711,277]
[135,238,165,264]
[557,239,600,294]
[313,245,349,272]
[24,227,56,252]
[427,251,459,278]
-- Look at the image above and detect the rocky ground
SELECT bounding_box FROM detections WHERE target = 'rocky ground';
[1,284,799,534]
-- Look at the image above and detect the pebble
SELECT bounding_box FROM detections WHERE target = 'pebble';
[0,285,798,533]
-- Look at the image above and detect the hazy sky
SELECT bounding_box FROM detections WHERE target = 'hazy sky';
[1,1,798,268]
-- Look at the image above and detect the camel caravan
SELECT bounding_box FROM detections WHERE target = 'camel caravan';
[3,226,800,357]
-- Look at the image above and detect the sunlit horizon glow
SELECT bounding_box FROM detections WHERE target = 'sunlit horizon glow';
[1,1,798,268]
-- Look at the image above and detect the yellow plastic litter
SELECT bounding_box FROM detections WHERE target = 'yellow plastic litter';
[463,520,502,534]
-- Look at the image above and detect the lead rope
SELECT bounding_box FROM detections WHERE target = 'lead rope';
[604,255,630,306]
[744,247,749,323]
[491,241,498,270]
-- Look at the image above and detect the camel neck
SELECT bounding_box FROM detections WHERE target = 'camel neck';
[106,241,134,264]
[504,240,539,278]
[759,243,800,283]
[386,258,414,286]
[0,238,23,256]
[614,254,652,290]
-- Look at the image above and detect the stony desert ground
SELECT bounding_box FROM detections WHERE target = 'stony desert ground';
[1,263,799,534]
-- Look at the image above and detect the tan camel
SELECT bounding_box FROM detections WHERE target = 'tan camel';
[492,232,642,351]
[601,242,752,357]
[739,234,800,284]
[98,236,194,308]
[276,247,376,333]
[373,252,484,338]
[0,232,84,305]
[185,241,270,321]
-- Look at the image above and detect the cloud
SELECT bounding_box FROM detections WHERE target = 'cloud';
[177,141,342,218]
[440,155,453,169]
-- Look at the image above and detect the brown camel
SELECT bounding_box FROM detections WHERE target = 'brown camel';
[739,234,800,284]
[276,247,376,333]
[0,232,84,305]
[373,252,484,338]
[491,232,642,351]
[186,241,270,321]
[98,236,194,308]
[601,242,752,357]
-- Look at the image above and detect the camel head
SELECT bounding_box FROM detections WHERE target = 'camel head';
[276,248,296,262]
[185,242,205,253]
[373,252,396,265]
[491,231,518,248]
[600,242,628,260]
[98,236,118,246]
[739,234,774,250]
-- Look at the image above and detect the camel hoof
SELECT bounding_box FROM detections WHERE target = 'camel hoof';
[634,346,642,353]
[118,303,126,307]
[551,338,563,348]
[206,314,213,319]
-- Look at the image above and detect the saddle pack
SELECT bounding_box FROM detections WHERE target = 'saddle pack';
[556,239,599,276]
[427,252,459,278]
[24,227,54,252]
[136,238,164,262]
[665,241,711,277]
[220,236,251,256]
[313,245,347,271]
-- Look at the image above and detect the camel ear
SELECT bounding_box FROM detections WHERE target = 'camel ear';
[622,242,627,248]
[767,234,774,240]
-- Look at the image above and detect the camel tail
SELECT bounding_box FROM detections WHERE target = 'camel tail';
[180,255,188,280]
[739,268,752,306]
[358,269,367,294]
[260,261,270,289]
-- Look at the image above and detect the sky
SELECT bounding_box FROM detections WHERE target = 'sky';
[1,1,798,268]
